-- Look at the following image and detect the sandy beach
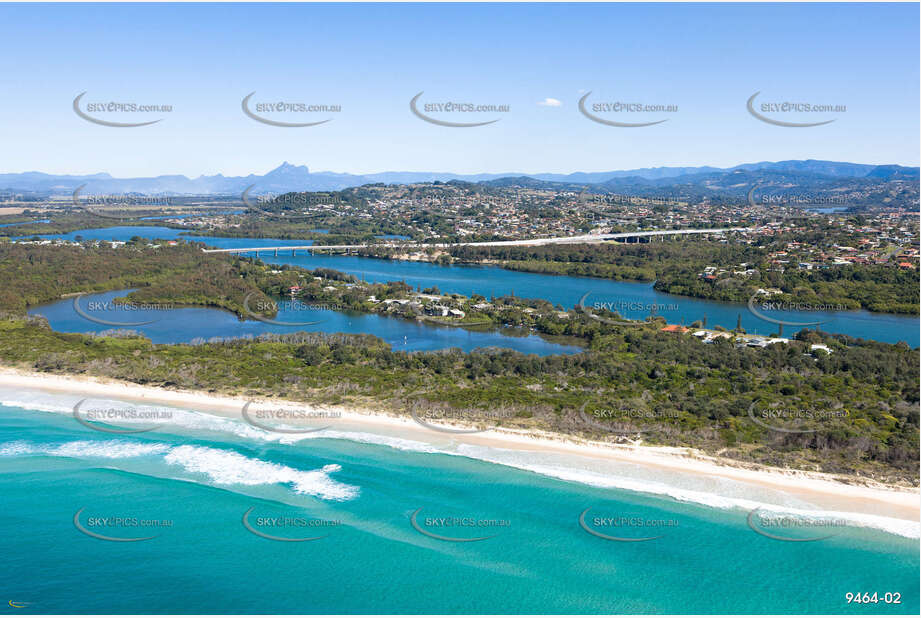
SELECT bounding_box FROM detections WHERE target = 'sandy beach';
[1,365,918,523]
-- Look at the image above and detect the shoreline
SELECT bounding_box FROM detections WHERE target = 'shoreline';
[1,365,918,525]
[295,247,921,320]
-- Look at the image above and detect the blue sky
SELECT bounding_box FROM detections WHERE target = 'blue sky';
[0,2,917,177]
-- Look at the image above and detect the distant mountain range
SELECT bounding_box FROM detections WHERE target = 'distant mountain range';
[0,160,917,197]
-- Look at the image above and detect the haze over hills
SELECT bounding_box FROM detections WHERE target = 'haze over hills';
[0,160,917,198]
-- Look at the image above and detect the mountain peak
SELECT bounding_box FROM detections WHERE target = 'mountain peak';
[269,161,309,174]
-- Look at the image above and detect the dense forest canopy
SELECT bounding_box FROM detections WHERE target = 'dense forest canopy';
[0,240,917,483]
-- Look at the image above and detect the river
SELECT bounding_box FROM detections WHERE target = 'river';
[21,226,920,346]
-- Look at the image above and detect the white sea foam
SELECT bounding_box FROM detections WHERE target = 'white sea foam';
[0,438,166,458]
[1,392,77,415]
[50,440,171,458]
[289,429,446,453]
[0,438,357,502]
[163,445,357,500]
[454,444,921,540]
[3,387,916,536]
[0,389,445,454]
[1,390,331,443]
[0,440,34,456]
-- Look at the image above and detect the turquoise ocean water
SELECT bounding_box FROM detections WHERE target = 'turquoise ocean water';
[0,391,918,615]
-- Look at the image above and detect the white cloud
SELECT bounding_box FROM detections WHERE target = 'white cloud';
[537,97,562,107]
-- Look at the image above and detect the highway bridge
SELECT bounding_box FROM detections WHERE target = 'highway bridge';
[200,227,747,255]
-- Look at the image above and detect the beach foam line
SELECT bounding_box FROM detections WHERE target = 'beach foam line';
[1,393,278,442]
[454,445,921,540]
[288,429,447,453]
[0,439,358,501]
[1,391,448,453]
[285,430,921,539]
[2,387,917,536]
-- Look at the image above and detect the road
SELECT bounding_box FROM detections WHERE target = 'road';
[200,227,748,254]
